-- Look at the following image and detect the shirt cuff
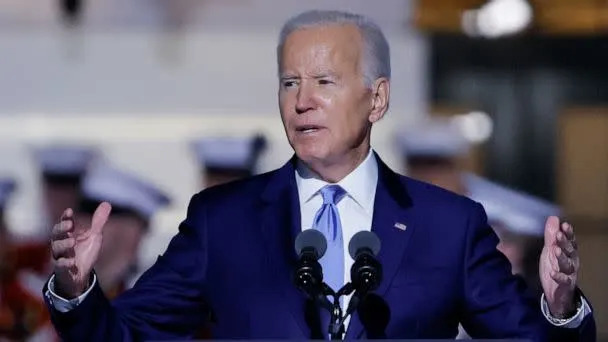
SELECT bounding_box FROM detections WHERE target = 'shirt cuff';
[540,292,592,328]
[44,274,97,313]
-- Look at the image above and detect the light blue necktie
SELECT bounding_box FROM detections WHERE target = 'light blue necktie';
[313,185,346,294]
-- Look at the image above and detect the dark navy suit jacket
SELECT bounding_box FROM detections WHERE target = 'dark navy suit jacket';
[44,155,596,341]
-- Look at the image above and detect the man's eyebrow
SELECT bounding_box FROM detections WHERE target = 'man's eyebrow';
[279,71,339,80]
[312,71,339,78]
[279,74,299,80]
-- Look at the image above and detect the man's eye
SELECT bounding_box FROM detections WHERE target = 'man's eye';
[283,80,297,88]
[318,79,333,85]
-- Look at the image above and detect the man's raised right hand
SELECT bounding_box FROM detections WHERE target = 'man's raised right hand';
[51,202,112,298]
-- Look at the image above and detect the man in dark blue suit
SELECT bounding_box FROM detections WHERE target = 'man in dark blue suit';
[45,10,595,341]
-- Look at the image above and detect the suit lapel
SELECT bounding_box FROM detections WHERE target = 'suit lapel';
[258,157,310,338]
[258,154,416,339]
[346,154,415,339]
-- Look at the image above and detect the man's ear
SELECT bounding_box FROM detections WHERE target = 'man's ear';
[368,77,390,123]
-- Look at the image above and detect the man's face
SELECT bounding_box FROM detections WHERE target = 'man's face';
[279,24,381,168]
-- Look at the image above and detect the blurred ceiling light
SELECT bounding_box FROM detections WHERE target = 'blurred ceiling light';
[462,0,533,38]
[452,111,493,143]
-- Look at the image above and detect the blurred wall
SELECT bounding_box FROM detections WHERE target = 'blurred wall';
[0,0,426,117]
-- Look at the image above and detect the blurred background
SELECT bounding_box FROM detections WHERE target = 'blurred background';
[0,0,606,340]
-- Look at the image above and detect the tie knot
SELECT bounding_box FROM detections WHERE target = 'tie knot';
[320,185,346,205]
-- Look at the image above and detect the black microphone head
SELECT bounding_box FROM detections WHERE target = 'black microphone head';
[295,229,327,259]
[348,231,381,259]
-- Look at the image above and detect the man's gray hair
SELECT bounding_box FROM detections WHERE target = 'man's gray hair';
[277,10,391,88]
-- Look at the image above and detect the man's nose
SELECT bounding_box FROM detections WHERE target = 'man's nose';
[295,82,315,114]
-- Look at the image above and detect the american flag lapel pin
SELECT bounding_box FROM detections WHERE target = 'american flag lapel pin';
[394,222,407,231]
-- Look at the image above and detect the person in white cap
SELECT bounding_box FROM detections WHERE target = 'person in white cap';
[466,173,562,294]
[7,146,99,340]
[191,134,267,189]
[34,145,98,225]
[75,165,170,298]
[400,120,560,293]
[456,174,566,340]
[398,117,471,195]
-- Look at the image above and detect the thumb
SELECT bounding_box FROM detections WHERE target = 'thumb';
[544,215,560,246]
[90,202,112,235]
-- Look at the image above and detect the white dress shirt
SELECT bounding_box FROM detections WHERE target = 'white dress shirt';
[48,148,590,332]
[295,149,378,330]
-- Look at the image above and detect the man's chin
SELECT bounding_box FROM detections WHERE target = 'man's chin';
[293,150,329,166]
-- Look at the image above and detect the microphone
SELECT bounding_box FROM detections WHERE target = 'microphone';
[348,231,382,293]
[335,231,383,332]
[293,229,327,299]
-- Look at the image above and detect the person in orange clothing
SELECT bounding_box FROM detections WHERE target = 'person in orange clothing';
[0,178,16,338]
[0,179,51,341]
[10,146,99,304]
[1,146,98,341]
[0,271,50,340]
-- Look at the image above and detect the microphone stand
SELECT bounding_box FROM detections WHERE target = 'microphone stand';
[320,282,357,340]
[320,282,380,340]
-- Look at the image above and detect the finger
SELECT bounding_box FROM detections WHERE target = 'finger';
[561,221,576,243]
[60,208,74,221]
[90,202,112,235]
[55,257,76,270]
[549,247,560,273]
[556,230,577,258]
[555,246,576,275]
[51,238,76,260]
[550,270,573,286]
[544,216,560,246]
[52,219,74,240]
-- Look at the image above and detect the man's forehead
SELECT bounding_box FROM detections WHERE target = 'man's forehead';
[280,24,362,71]
[284,23,362,46]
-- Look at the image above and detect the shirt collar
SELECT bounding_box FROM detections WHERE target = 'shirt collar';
[295,149,378,214]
